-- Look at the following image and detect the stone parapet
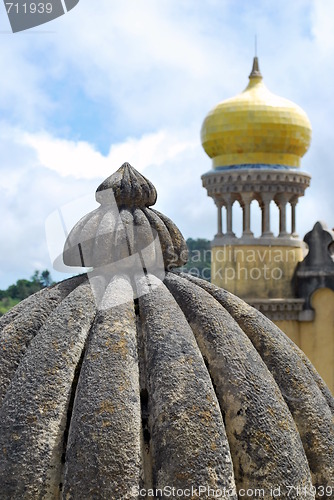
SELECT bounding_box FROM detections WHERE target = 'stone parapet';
[202,167,310,198]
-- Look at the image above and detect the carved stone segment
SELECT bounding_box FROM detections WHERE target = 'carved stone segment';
[0,274,87,403]
[151,209,189,267]
[0,285,51,329]
[142,208,173,257]
[132,207,157,264]
[63,208,104,267]
[178,272,334,490]
[96,162,157,208]
[138,276,237,496]
[63,276,142,499]
[165,273,314,496]
[0,281,96,499]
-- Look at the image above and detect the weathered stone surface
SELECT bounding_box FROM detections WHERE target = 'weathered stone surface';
[165,272,314,496]
[0,274,87,403]
[151,208,189,266]
[138,275,236,497]
[96,162,157,208]
[63,276,142,499]
[0,269,333,499]
[177,271,334,491]
[0,280,96,499]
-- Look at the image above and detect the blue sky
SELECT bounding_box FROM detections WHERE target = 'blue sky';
[1,0,334,287]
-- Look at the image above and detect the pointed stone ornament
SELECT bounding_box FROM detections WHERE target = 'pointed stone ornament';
[63,162,188,269]
[295,221,334,308]
[96,162,157,208]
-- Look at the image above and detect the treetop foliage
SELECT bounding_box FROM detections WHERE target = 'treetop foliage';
[0,270,54,316]
[181,238,211,281]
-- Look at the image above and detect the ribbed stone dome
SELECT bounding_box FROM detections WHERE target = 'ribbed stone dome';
[201,57,312,169]
[63,162,188,270]
[0,164,333,499]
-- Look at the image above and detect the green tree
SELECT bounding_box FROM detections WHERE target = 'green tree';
[0,297,20,316]
[41,270,52,287]
[0,270,55,316]
[180,238,211,281]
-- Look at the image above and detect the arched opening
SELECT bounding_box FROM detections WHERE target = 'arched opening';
[233,202,243,238]
[272,202,280,237]
[221,205,226,234]
[250,200,262,237]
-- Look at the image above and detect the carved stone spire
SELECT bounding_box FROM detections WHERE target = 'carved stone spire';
[295,221,334,308]
[63,162,188,270]
[95,162,157,208]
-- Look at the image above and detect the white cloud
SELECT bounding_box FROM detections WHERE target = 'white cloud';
[0,124,210,287]
[311,0,334,55]
[22,132,109,179]
[21,128,198,179]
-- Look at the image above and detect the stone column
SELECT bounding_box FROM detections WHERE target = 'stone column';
[290,196,298,237]
[261,193,274,237]
[276,193,290,237]
[215,201,223,236]
[260,201,265,235]
[240,193,254,237]
[225,194,235,237]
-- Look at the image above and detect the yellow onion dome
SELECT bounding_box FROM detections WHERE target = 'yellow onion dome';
[201,57,312,169]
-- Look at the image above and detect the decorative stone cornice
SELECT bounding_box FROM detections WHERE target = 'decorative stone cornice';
[202,166,311,241]
[246,298,307,321]
[212,235,306,248]
[202,167,310,199]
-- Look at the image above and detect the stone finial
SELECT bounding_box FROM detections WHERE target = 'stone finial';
[62,162,188,270]
[96,162,157,208]
[294,221,334,308]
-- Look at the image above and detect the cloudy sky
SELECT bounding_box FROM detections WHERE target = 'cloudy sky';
[1,0,334,287]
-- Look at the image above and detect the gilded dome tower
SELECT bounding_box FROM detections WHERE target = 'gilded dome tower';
[201,57,312,306]
[201,57,311,169]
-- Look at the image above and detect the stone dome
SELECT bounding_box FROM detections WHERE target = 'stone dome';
[0,164,333,499]
[62,162,188,271]
[201,57,312,169]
